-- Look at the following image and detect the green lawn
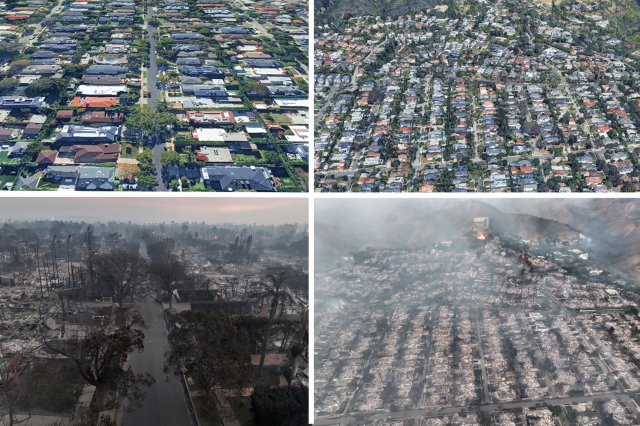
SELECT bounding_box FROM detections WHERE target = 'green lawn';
[119,142,139,159]
[268,113,293,125]
[233,153,262,165]
[181,179,208,192]
[189,180,205,190]
[278,177,299,190]
[0,152,17,166]
[37,178,60,190]
[0,173,15,190]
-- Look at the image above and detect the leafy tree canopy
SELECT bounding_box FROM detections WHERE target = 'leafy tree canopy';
[124,107,177,135]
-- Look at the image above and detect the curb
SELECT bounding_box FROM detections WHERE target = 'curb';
[183,374,201,426]
[163,307,200,426]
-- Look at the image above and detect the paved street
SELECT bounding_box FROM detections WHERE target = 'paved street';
[146,6,159,110]
[120,296,192,426]
[315,86,337,127]
[143,6,168,192]
[151,141,168,191]
[315,392,637,426]
[16,0,63,46]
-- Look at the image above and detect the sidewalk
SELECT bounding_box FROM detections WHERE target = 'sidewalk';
[0,414,71,425]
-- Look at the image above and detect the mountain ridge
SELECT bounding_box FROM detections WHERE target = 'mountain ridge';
[315,200,640,281]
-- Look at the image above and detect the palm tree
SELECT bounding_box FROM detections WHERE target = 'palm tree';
[252,270,295,378]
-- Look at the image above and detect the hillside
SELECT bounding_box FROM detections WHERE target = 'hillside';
[315,200,640,281]
[362,200,500,249]
[361,204,578,250]
[315,0,437,27]
[314,222,361,270]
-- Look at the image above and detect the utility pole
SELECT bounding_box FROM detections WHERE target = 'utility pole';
[35,241,43,299]
[67,235,71,288]
[44,252,51,295]
[86,227,95,289]
[52,235,57,287]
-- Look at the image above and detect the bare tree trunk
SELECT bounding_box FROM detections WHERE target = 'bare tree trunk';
[169,283,173,311]
[94,384,111,407]
[289,356,299,386]
[67,235,71,288]
[35,242,43,299]
[86,229,95,290]
[257,298,277,378]
[51,236,57,285]
[43,253,51,295]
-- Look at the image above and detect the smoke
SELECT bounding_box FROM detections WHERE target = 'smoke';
[316,198,640,287]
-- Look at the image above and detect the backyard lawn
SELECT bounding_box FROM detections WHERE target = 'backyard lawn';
[269,113,293,125]
[188,180,205,190]
[0,173,15,190]
[119,142,139,159]
[277,177,299,191]
[38,178,60,190]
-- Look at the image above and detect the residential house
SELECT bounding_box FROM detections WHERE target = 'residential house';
[200,165,275,191]
[55,125,121,143]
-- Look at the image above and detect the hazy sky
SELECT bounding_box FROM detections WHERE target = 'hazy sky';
[0,197,308,225]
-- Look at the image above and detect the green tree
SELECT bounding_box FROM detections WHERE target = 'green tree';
[25,77,66,97]
[160,150,180,166]
[0,42,22,58]
[263,150,282,165]
[124,107,177,135]
[136,149,156,173]
[25,140,44,156]
[246,80,268,95]
[0,77,18,91]
[137,172,156,188]
[169,179,180,191]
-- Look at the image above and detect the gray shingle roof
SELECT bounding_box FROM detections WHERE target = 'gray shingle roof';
[201,166,274,192]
